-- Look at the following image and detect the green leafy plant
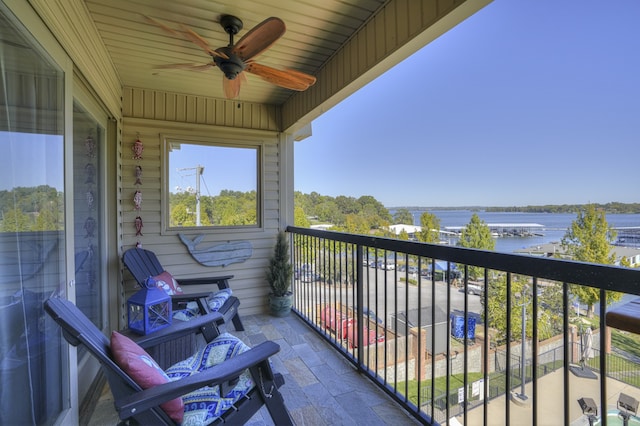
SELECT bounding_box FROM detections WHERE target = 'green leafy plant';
[266,231,293,297]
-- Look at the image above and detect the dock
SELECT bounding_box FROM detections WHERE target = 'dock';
[444,223,545,237]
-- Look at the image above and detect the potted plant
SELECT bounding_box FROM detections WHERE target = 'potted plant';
[266,231,293,317]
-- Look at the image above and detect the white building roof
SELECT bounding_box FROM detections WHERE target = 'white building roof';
[389,224,422,235]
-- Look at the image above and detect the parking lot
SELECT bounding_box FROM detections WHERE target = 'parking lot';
[297,265,483,325]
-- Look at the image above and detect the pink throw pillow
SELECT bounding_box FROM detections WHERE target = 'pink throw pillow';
[110,331,184,422]
[153,271,183,295]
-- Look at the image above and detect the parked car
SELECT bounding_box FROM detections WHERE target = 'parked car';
[363,307,383,324]
[300,271,322,283]
[467,283,484,296]
[378,260,395,270]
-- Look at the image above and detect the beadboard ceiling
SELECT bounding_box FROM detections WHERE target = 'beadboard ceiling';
[85,0,388,106]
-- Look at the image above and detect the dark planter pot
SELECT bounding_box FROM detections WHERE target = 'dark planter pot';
[269,292,292,317]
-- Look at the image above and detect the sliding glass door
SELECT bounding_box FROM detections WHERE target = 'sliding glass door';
[0,5,69,425]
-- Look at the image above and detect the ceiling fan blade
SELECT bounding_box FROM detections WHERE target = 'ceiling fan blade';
[179,25,228,59]
[222,74,243,99]
[246,62,316,91]
[279,68,317,87]
[232,17,285,61]
[154,62,216,72]
[144,15,182,37]
[144,16,227,59]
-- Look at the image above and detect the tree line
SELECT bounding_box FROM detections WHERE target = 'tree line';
[484,202,640,214]
[0,186,64,231]
[169,190,257,227]
[295,193,631,344]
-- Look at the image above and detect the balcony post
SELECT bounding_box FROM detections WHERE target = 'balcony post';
[356,244,364,371]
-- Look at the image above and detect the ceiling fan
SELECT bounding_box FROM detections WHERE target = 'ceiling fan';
[146,14,316,99]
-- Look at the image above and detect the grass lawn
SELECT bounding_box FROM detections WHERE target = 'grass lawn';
[611,329,640,357]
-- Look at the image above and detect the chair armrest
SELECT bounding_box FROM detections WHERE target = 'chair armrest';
[171,292,212,302]
[115,341,280,420]
[133,312,225,348]
[171,292,213,314]
[175,275,234,290]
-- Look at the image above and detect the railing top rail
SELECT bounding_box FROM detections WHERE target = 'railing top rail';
[287,226,640,296]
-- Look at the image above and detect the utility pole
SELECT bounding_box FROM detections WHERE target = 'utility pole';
[177,165,204,226]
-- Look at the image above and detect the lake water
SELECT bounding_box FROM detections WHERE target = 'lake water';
[396,209,640,254]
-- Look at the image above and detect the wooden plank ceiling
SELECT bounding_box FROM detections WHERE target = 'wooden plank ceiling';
[85,0,387,106]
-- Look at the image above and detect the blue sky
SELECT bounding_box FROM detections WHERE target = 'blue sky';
[1,132,64,191]
[294,0,640,208]
[168,143,257,195]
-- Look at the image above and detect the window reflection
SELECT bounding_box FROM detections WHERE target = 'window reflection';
[0,5,67,424]
[166,141,260,228]
[73,101,104,330]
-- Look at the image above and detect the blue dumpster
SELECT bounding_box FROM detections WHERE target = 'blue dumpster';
[451,314,464,338]
[450,315,476,339]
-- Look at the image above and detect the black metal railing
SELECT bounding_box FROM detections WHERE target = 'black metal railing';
[286,226,640,426]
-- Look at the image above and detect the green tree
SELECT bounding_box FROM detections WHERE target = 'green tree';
[335,195,361,215]
[486,274,529,342]
[0,208,31,231]
[619,256,632,268]
[417,212,441,243]
[170,203,194,227]
[342,214,370,235]
[358,195,392,228]
[561,204,622,317]
[315,200,343,224]
[294,206,310,227]
[32,207,60,231]
[457,213,495,279]
[393,208,414,225]
[485,275,560,343]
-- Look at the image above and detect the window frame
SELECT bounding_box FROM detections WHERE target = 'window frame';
[161,134,263,233]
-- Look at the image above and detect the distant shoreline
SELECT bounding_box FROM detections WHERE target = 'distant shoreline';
[387,202,640,215]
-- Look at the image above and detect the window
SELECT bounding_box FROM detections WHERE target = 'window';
[72,99,105,330]
[164,138,261,229]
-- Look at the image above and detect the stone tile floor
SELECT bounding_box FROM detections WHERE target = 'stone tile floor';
[89,313,421,425]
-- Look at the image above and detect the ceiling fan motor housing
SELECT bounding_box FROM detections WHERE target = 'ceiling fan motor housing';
[215,16,246,80]
[213,47,246,80]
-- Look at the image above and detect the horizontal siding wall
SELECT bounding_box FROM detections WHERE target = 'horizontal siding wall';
[28,0,122,119]
[121,116,282,315]
[123,87,282,131]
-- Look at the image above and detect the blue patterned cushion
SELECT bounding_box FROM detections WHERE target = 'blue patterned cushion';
[207,288,232,312]
[172,301,200,322]
[165,333,254,425]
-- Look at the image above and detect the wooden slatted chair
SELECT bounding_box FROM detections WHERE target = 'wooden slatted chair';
[122,248,244,331]
[44,297,292,425]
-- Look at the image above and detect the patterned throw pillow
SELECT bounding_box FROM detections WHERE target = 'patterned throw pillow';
[207,288,232,312]
[153,271,183,295]
[171,301,200,321]
[110,331,184,423]
[165,333,254,425]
